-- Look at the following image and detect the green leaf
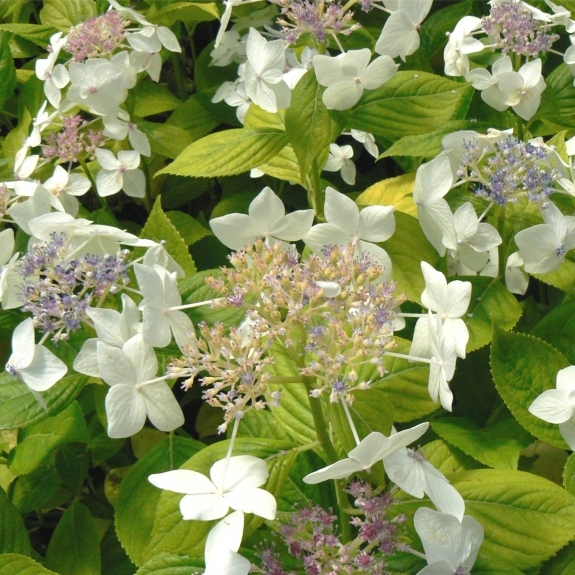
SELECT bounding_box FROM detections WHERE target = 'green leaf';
[564,452,575,497]
[115,437,204,567]
[466,277,523,352]
[533,259,575,296]
[140,196,196,276]
[0,554,59,575]
[39,0,96,31]
[372,336,439,422]
[158,128,289,178]
[101,525,136,575]
[490,328,569,449]
[535,64,575,132]
[431,416,533,470]
[8,402,89,476]
[285,69,334,180]
[45,502,101,575]
[134,554,203,575]
[357,172,417,217]
[349,72,473,139]
[147,1,219,25]
[455,470,575,570]
[380,120,480,159]
[380,211,441,302]
[395,469,575,570]
[539,542,575,575]
[166,210,211,246]
[0,24,58,47]
[167,95,220,141]
[257,144,303,184]
[0,373,89,431]
[137,120,193,159]
[55,443,90,492]
[0,489,31,556]
[144,438,295,562]
[421,439,485,475]
[133,82,181,118]
[11,466,62,514]
[531,299,575,363]
[0,32,16,112]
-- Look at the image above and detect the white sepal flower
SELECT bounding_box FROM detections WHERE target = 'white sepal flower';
[35,32,69,108]
[444,16,484,76]
[243,28,290,113]
[303,422,429,484]
[412,157,456,256]
[204,511,251,575]
[210,186,315,250]
[42,165,91,216]
[383,444,465,521]
[313,49,398,110]
[505,252,529,295]
[529,365,575,449]
[6,318,67,392]
[95,149,145,198]
[375,0,433,61]
[427,315,458,411]
[134,264,194,350]
[148,455,277,520]
[323,144,356,185]
[500,58,546,120]
[350,130,378,158]
[514,202,575,273]
[98,334,184,438]
[0,228,20,310]
[127,33,163,82]
[74,294,141,378]
[414,508,484,575]
[304,187,395,276]
[102,114,151,157]
[8,186,53,236]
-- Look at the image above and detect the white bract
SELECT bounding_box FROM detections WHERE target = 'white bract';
[243,28,290,113]
[427,314,458,411]
[323,144,356,185]
[414,507,484,575]
[410,262,471,360]
[127,33,163,82]
[383,444,465,520]
[514,202,575,273]
[303,422,429,484]
[35,32,69,108]
[313,49,398,110]
[505,252,529,295]
[212,79,251,124]
[412,157,456,255]
[210,186,315,250]
[74,294,141,378]
[102,113,151,157]
[375,0,433,61]
[5,318,67,392]
[529,365,575,449]
[444,16,484,76]
[350,130,378,158]
[42,165,91,216]
[502,58,546,120]
[95,149,145,198]
[98,333,184,438]
[304,187,396,276]
[134,263,194,349]
[204,511,251,575]
[0,228,20,309]
[148,455,277,520]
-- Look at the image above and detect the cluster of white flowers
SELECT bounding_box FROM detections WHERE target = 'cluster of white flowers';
[444,0,575,120]
[2,0,181,232]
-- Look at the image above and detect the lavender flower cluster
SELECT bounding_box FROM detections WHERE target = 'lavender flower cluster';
[458,136,560,206]
[482,1,559,57]
[259,482,405,575]
[18,232,129,339]
[42,115,104,163]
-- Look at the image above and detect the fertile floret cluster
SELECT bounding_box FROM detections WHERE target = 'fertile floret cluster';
[458,136,560,205]
[41,115,104,163]
[17,232,129,340]
[482,1,559,57]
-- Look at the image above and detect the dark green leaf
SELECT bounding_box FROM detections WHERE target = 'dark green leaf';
[0,32,16,112]
[0,489,31,556]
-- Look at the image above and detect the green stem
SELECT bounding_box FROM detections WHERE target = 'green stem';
[335,480,352,543]
[171,50,187,102]
[310,158,325,222]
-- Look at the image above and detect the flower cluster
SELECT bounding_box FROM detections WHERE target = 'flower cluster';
[458,135,560,206]
[41,115,104,163]
[273,0,359,44]
[262,486,405,575]
[65,11,128,61]
[482,1,559,57]
[17,232,129,339]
